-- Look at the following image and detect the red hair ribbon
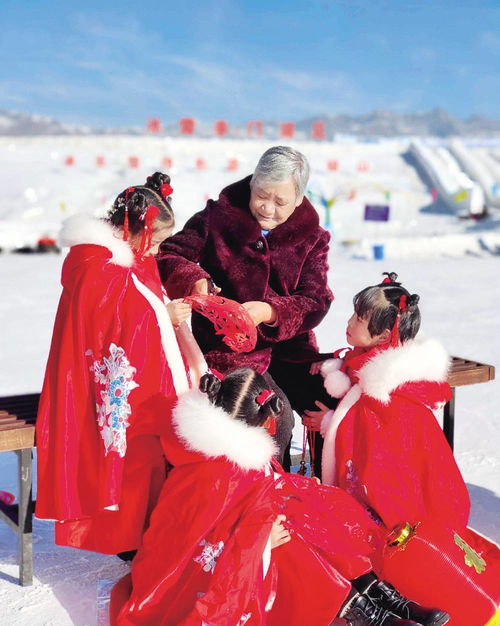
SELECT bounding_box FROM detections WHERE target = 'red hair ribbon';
[137,204,160,257]
[160,183,173,199]
[256,389,275,406]
[263,416,277,436]
[210,368,224,381]
[390,295,408,347]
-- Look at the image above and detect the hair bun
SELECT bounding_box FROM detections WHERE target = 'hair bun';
[408,293,420,307]
[145,171,171,193]
[199,373,222,404]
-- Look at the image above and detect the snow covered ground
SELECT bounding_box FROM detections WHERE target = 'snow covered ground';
[0,136,499,625]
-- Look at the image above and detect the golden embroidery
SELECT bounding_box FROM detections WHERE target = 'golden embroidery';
[454,533,486,573]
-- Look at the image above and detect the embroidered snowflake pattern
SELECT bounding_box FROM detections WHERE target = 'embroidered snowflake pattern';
[193,539,225,573]
[87,344,138,457]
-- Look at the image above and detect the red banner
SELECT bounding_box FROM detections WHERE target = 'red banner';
[214,120,229,137]
[247,121,263,137]
[180,118,195,135]
[312,121,326,140]
[280,122,295,138]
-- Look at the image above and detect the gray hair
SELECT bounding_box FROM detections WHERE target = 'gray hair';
[250,146,310,199]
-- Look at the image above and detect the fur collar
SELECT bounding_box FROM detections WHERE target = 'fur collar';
[173,388,277,471]
[216,176,323,248]
[59,214,134,267]
[358,337,450,404]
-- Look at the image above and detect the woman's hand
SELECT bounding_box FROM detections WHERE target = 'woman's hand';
[167,299,192,326]
[309,361,325,375]
[301,400,330,432]
[270,514,291,549]
[242,301,277,326]
[191,278,221,296]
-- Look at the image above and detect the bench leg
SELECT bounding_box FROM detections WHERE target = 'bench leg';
[16,448,33,586]
[443,388,456,452]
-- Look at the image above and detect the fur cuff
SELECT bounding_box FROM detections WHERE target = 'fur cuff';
[320,358,342,376]
[323,369,352,399]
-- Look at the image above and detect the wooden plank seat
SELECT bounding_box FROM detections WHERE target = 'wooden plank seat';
[0,394,38,586]
[443,357,495,450]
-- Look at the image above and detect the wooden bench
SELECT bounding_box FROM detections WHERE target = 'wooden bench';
[0,393,39,586]
[444,357,495,450]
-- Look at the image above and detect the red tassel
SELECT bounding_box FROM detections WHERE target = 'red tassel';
[137,204,160,257]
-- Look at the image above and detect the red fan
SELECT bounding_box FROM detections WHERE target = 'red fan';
[184,294,257,353]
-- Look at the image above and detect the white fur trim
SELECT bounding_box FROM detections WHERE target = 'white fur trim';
[321,385,361,486]
[358,338,449,404]
[131,274,190,396]
[320,409,335,438]
[320,358,342,376]
[173,389,277,471]
[59,214,134,267]
[323,369,352,399]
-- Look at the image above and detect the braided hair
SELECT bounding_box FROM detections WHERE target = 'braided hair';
[353,272,421,343]
[199,368,283,428]
[108,171,174,235]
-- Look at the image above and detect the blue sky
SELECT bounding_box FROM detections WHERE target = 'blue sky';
[1,0,500,126]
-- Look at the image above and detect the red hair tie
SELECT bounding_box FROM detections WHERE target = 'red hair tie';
[210,368,224,381]
[160,183,173,199]
[137,204,160,257]
[256,389,275,406]
[390,295,408,347]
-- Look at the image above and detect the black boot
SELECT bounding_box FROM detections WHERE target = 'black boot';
[341,593,421,625]
[366,580,449,625]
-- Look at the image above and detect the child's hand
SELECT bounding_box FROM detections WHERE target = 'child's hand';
[309,361,325,375]
[270,514,291,549]
[167,299,192,327]
[301,400,330,432]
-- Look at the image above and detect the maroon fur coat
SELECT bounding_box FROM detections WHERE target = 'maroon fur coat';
[157,176,333,374]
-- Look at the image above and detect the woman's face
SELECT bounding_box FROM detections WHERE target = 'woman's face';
[249,177,301,230]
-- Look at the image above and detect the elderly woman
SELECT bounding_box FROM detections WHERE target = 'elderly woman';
[157,146,335,470]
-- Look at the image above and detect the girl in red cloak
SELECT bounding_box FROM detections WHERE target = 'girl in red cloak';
[111,368,450,626]
[303,272,500,626]
[36,173,204,556]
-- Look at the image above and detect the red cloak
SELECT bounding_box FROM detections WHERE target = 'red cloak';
[320,338,500,624]
[36,215,192,554]
[111,388,382,626]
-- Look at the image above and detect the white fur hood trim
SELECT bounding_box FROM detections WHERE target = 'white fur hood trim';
[358,337,450,404]
[59,214,134,267]
[173,389,278,471]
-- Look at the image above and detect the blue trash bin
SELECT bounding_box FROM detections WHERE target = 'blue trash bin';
[373,244,385,260]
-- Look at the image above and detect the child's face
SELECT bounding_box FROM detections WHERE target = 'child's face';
[346,311,389,349]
